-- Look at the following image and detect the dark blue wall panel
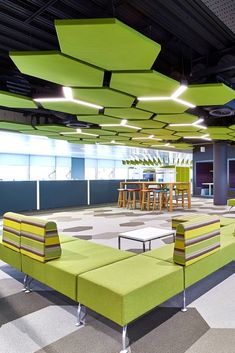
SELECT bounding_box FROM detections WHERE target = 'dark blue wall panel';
[0,181,37,215]
[90,180,122,204]
[71,158,85,179]
[40,180,87,209]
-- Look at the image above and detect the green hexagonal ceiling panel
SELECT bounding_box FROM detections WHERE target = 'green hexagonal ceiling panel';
[180,83,235,106]
[208,134,231,140]
[206,126,232,134]
[61,132,98,139]
[55,18,160,70]
[154,113,198,124]
[104,107,153,120]
[40,101,100,115]
[117,132,152,138]
[176,131,205,137]
[161,135,181,140]
[73,88,134,108]
[140,128,174,136]
[167,125,201,132]
[81,128,116,136]
[10,51,104,87]
[99,135,130,141]
[128,120,165,129]
[35,124,75,133]
[101,125,141,133]
[136,100,187,114]
[0,121,35,131]
[21,130,56,137]
[111,70,179,97]
[77,115,121,125]
[0,91,37,109]
[173,143,193,150]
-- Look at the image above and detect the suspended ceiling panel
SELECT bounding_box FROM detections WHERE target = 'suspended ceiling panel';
[160,135,181,140]
[173,143,193,150]
[101,125,141,133]
[117,132,155,138]
[77,115,121,125]
[20,130,57,136]
[60,132,98,139]
[176,131,206,137]
[81,128,116,136]
[0,121,35,131]
[99,135,130,141]
[154,113,198,124]
[104,107,153,120]
[180,83,235,106]
[136,100,187,114]
[72,88,134,108]
[10,51,104,87]
[167,125,201,132]
[110,70,179,97]
[140,128,175,136]
[55,18,161,70]
[205,126,233,134]
[40,101,100,115]
[130,120,165,129]
[209,134,232,140]
[0,91,37,109]
[229,125,235,130]
[35,125,75,133]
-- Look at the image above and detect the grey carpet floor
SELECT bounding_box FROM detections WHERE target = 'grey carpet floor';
[0,197,235,353]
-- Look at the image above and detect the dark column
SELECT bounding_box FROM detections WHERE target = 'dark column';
[213,142,227,205]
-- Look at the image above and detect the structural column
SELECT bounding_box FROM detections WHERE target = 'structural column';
[213,142,227,205]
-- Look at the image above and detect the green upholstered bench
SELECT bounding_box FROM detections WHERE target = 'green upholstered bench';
[77,254,183,352]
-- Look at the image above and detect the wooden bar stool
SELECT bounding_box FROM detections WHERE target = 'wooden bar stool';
[175,186,189,208]
[126,188,140,209]
[141,189,153,210]
[152,189,164,211]
[117,188,127,207]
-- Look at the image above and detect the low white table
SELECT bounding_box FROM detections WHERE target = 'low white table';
[118,226,175,252]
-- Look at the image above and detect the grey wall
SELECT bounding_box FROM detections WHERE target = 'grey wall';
[0,181,37,214]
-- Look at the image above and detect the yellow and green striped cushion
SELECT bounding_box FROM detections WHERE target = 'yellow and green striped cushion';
[173,217,220,266]
[20,217,61,262]
[2,212,25,252]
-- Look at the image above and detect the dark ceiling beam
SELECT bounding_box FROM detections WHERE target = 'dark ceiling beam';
[0,12,56,46]
[129,0,208,56]
[24,0,58,23]
[192,62,235,80]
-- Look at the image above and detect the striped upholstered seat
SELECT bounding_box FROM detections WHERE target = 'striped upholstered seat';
[2,212,25,252]
[173,217,220,266]
[20,217,61,262]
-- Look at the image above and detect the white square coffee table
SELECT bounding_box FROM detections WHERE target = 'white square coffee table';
[118,226,175,252]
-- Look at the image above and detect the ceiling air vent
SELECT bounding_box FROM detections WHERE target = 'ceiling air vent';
[209,107,234,117]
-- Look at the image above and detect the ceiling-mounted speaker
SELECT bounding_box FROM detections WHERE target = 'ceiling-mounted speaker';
[200,146,205,152]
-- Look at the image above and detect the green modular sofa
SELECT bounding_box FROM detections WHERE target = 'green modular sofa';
[0,212,235,353]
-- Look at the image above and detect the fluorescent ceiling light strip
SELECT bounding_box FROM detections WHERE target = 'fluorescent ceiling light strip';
[125,124,141,130]
[72,99,103,110]
[121,119,127,126]
[173,98,196,108]
[195,124,207,130]
[34,98,67,102]
[132,137,162,141]
[137,96,170,101]
[100,124,121,127]
[63,87,73,100]
[171,85,188,99]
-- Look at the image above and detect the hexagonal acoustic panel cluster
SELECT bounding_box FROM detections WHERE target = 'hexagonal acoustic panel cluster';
[0,18,234,151]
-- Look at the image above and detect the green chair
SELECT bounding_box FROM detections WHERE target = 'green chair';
[227,198,235,211]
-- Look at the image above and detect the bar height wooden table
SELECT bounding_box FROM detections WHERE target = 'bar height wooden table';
[119,181,191,212]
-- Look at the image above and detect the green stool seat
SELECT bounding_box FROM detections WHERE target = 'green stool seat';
[227,198,235,210]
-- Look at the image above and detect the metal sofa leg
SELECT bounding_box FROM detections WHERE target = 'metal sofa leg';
[181,289,188,312]
[120,325,131,353]
[76,303,86,328]
[22,274,33,293]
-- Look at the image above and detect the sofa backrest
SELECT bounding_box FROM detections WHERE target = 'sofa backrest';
[20,217,61,262]
[172,214,209,230]
[2,212,25,252]
[173,216,220,266]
